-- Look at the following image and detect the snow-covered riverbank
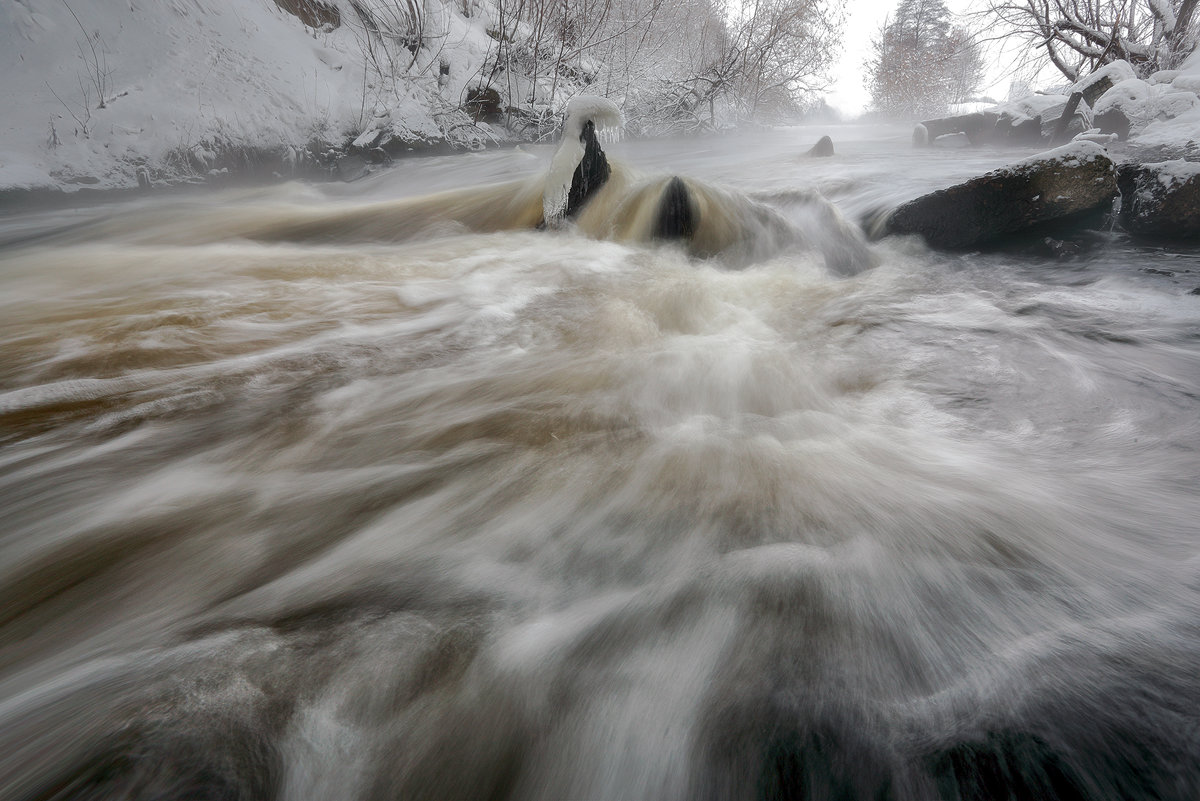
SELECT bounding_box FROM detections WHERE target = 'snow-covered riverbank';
[0,0,517,195]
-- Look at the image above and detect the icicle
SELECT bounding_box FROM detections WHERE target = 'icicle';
[543,95,623,225]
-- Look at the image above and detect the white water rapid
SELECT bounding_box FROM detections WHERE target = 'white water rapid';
[1,125,1199,801]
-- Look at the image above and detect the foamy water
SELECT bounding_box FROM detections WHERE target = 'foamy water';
[1,126,1199,800]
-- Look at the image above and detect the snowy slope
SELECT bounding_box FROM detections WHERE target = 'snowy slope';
[0,0,501,192]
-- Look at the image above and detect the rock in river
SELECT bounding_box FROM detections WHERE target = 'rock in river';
[1117,160,1200,238]
[879,142,1118,249]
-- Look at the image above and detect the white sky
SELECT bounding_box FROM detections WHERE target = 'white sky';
[822,0,1015,116]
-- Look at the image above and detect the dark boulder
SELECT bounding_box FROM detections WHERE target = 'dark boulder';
[334,154,369,182]
[878,142,1118,249]
[993,112,1043,145]
[807,135,834,157]
[654,177,697,239]
[1117,160,1200,238]
[564,119,610,219]
[366,147,392,165]
[1094,108,1131,141]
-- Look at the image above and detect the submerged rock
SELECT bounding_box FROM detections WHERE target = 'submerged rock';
[879,142,1118,249]
[653,176,697,239]
[807,135,835,157]
[334,154,369,182]
[1117,160,1200,237]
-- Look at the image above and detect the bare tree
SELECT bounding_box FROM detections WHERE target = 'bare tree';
[662,0,843,126]
[983,0,1199,80]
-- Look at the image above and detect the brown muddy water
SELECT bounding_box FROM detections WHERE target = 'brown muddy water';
[1,126,1199,800]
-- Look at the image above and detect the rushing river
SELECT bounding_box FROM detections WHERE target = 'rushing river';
[1,125,1199,801]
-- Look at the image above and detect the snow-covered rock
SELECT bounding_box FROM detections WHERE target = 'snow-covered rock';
[1117,160,1200,237]
[878,141,1118,248]
[1094,78,1200,131]
[1071,60,1138,105]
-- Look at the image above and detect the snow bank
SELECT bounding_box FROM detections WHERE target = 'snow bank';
[0,0,518,193]
[1,0,363,191]
[987,55,1200,153]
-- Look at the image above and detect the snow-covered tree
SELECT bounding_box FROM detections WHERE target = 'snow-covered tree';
[473,0,843,132]
[867,0,983,118]
[984,0,1199,80]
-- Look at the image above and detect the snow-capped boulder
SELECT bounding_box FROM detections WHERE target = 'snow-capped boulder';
[1117,160,1200,237]
[1094,78,1200,130]
[1071,60,1138,106]
[1094,79,1156,116]
[878,141,1117,248]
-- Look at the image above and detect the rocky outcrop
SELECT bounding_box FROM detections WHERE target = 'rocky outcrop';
[1117,160,1200,237]
[878,142,1118,249]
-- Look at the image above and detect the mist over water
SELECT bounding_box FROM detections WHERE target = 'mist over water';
[2,125,1199,800]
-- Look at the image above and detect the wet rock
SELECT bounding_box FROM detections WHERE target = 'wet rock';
[1094,108,1131,140]
[564,119,609,219]
[366,147,392,165]
[1117,160,1200,238]
[807,135,834,157]
[879,141,1118,249]
[654,176,697,239]
[1043,236,1081,258]
[334,154,369,182]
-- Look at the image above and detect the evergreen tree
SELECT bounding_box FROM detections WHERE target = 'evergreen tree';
[867,0,981,119]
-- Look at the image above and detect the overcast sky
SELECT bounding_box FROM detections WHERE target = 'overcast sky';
[823,0,1016,115]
